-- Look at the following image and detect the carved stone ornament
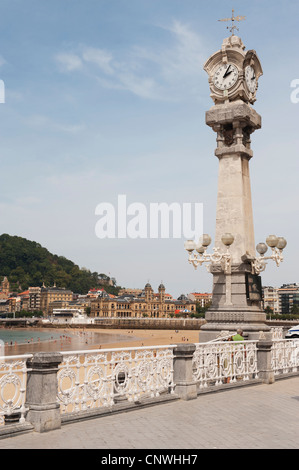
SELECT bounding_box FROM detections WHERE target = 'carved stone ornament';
[223,125,234,146]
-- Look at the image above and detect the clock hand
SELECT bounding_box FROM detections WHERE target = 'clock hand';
[223,65,231,78]
[224,70,233,78]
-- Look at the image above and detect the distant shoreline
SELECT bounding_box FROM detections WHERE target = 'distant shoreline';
[1,326,201,356]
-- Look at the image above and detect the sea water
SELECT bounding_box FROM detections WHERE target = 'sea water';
[0,327,139,355]
[0,329,64,345]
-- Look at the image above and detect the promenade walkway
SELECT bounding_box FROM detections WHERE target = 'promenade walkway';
[1,376,298,450]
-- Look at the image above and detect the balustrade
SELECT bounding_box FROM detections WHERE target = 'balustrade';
[0,354,32,426]
[192,341,259,388]
[57,345,175,414]
[271,339,299,375]
[1,334,299,435]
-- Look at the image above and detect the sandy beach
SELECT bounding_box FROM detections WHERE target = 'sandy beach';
[88,328,201,349]
[2,327,201,356]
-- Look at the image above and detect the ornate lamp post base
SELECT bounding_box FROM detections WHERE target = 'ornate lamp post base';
[199,262,270,342]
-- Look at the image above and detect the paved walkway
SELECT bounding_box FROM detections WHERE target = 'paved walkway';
[1,377,298,449]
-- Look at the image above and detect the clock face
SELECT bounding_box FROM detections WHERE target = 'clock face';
[245,65,257,93]
[213,63,239,91]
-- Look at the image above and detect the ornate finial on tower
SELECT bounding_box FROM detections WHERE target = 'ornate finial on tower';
[218,9,246,36]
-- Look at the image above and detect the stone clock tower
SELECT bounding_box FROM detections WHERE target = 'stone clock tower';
[199,33,271,340]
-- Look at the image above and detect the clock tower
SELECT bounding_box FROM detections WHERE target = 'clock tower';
[199,28,271,340]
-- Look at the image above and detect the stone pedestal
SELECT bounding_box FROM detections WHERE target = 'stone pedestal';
[25,352,63,433]
[173,344,197,400]
[257,340,275,384]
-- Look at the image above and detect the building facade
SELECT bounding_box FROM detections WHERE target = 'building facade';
[40,286,73,316]
[90,283,196,319]
[278,284,299,314]
[188,292,212,308]
[261,284,299,315]
[29,287,42,312]
[0,276,10,299]
[262,286,279,315]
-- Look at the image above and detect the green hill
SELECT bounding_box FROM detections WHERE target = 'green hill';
[0,233,119,295]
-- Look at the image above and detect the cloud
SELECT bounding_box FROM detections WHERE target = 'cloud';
[54,20,206,101]
[82,47,114,75]
[144,19,206,78]
[55,53,83,71]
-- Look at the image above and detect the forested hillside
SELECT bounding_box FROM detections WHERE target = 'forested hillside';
[0,234,119,295]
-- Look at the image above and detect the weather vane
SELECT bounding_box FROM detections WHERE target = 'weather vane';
[218,9,246,35]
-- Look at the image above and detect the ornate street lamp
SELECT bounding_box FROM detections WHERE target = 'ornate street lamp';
[184,233,234,274]
[252,235,287,274]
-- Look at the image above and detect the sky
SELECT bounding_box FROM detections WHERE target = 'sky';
[0,0,298,298]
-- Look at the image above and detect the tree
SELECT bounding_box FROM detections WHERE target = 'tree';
[291,304,299,314]
[264,306,274,314]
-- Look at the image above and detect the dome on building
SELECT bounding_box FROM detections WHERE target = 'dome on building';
[177,294,188,301]
[145,282,152,289]
[158,283,165,290]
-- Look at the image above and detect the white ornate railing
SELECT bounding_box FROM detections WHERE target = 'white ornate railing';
[271,328,284,340]
[271,339,299,375]
[0,354,32,426]
[192,341,259,388]
[57,345,175,414]
[1,337,299,430]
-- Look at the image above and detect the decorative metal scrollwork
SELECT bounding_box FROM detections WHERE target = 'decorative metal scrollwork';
[192,341,258,388]
[57,346,175,413]
[0,356,31,426]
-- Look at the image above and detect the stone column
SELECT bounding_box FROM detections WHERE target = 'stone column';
[257,339,274,384]
[173,344,197,400]
[25,352,63,432]
[200,101,270,340]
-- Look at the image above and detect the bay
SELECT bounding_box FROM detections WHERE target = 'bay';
[0,327,139,355]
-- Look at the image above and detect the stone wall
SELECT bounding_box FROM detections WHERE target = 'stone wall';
[39,318,206,331]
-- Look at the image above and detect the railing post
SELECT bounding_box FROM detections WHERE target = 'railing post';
[25,352,63,432]
[257,339,274,384]
[173,343,197,400]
